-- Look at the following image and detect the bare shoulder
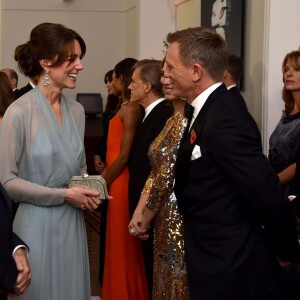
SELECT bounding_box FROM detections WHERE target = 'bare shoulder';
[121,101,142,118]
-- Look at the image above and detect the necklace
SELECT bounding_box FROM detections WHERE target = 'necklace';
[282,111,300,124]
[121,100,130,106]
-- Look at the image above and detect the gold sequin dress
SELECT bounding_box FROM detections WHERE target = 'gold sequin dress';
[143,112,189,299]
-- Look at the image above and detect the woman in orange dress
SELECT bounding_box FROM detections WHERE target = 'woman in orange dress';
[102,58,149,300]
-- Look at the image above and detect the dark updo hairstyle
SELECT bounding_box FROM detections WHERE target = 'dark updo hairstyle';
[0,72,14,117]
[14,22,86,79]
[113,58,137,100]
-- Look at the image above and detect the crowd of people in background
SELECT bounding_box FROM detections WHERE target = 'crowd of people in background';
[1,22,300,300]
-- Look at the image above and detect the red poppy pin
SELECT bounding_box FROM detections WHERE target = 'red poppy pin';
[190,129,197,144]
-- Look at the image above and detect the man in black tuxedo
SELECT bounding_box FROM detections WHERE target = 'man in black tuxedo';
[223,54,261,138]
[222,54,246,105]
[128,59,173,295]
[163,27,300,300]
[0,183,31,299]
[14,76,38,100]
[0,69,18,99]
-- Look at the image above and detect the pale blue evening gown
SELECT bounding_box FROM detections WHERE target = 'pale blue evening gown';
[0,86,91,300]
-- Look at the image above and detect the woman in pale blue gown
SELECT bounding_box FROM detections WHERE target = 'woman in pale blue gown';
[0,23,101,300]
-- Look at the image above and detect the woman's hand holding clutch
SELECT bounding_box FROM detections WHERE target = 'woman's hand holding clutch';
[64,187,101,211]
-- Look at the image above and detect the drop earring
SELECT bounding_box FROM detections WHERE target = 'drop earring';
[42,69,51,86]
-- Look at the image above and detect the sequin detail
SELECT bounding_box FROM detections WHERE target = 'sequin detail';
[144,112,189,299]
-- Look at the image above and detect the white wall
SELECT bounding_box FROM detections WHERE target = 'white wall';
[138,0,176,60]
[242,0,265,134]
[262,0,300,152]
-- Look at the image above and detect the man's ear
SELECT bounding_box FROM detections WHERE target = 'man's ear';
[223,70,228,80]
[11,78,17,87]
[144,81,152,94]
[192,63,202,82]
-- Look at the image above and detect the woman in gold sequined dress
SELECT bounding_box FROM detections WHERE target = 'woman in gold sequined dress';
[128,69,189,299]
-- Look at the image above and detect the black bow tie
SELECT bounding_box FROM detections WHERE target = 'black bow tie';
[184,104,194,122]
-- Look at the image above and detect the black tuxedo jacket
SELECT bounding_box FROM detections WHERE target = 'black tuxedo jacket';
[0,183,26,292]
[228,86,262,139]
[14,83,33,100]
[175,84,300,300]
[228,86,247,108]
[128,100,173,216]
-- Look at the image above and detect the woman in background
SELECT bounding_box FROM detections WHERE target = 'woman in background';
[0,23,100,300]
[268,50,300,300]
[94,69,120,285]
[0,71,14,123]
[101,58,149,300]
[129,63,189,299]
[94,69,120,174]
[269,51,300,201]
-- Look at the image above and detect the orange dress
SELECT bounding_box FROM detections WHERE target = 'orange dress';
[102,113,149,300]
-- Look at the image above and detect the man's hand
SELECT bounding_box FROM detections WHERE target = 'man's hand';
[12,247,31,295]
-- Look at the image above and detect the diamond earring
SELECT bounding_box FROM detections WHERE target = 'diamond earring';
[42,70,51,86]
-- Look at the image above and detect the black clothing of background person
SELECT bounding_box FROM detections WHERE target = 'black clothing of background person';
[95,94,120,284]
[94,94,121,164]
[14,83,33,100]
[227,85,262,139]
[128,99,173,294]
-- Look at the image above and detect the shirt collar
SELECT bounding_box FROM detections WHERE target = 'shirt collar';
[227,84,236,90]
[143,97,164,122]
[191,82,222,119]
[29,81,36,88]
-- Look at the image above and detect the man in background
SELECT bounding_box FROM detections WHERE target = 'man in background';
[222,54,244,100]
[223,54,261,137]
[1,68,18,98]
[14,76,39,100]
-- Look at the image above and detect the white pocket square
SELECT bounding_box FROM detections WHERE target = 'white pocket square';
[191,144,201,160]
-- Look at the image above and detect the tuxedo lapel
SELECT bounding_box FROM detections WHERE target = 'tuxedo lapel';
[176,85,227,176]
[134,101,167,144]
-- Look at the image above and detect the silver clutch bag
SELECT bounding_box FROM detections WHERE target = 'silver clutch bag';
[68,174,108,200]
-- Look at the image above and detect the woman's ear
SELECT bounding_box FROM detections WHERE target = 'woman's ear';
[39,59,51,72]
[118,74,124,84]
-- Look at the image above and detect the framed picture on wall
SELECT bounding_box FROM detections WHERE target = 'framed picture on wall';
[201,0,246,88]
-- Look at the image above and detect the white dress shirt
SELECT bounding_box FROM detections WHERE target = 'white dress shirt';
[189,82,222,130]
